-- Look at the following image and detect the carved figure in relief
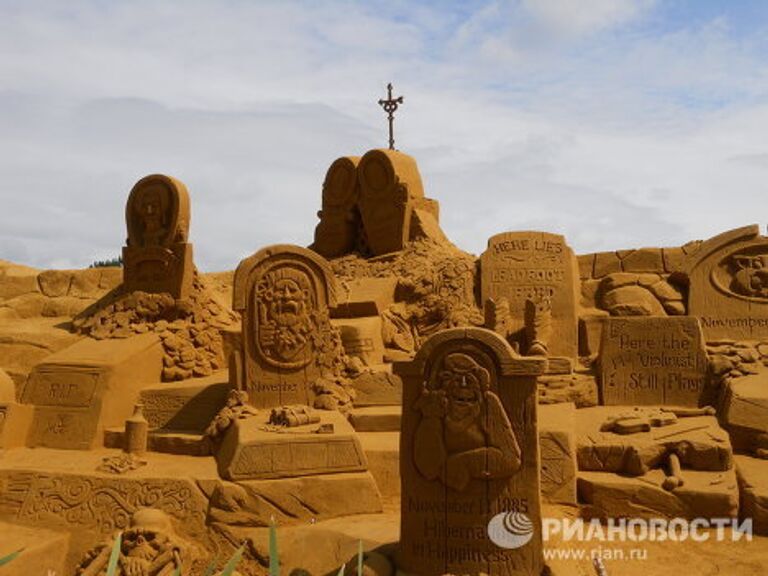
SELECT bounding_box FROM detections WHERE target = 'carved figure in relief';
[269,404,320,427]
[524,295,552,356]
[731,253,768,298]
[205,389,259,441]
[133,186,168,247]
[486,297,514,342]
[486,294,552,356]
[413,352,521,491]
[256,267,316,368]
[76,508,190,576]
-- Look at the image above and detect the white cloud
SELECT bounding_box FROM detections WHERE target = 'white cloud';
[0,0,767,272]
[521,0,655,36]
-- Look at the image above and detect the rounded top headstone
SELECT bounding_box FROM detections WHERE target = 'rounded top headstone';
[126,174,191,248]
[358,149,424,200]
[232,244,337,313]
[322,156,361,208]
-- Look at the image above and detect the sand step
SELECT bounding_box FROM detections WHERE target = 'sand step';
[348,405,401,432]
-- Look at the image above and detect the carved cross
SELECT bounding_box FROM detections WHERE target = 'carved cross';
[378,83,403,151]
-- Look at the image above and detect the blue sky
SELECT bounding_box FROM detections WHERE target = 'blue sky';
[1,0,767,270]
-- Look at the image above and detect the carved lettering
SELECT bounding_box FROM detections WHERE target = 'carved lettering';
[687,231,768,340]
[600,317,707,406]
[481,231,579,358]
[25,371,99,408]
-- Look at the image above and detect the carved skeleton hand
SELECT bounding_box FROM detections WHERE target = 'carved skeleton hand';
[121,555,151,576]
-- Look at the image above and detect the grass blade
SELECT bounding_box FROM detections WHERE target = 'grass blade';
[269,519,279,576]
[202,554,220,576]
[357,540,363,576]
[171,566,181,576]
[337,562,346,576]
[0,548,24,567]
[220,543,245,576]
[106,532,122,576]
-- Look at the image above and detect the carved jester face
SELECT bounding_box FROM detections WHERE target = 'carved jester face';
[438,353,490,421]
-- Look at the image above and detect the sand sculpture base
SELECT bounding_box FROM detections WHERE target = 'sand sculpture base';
[215,410,369,481]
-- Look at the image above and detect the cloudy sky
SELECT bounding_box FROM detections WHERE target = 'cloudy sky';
[1,0,767,271]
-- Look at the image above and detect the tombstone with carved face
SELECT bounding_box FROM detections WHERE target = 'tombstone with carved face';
[396,327,547,576]
[685,225,768,340]
[256,267,316,368]
[413,352,522,492]
[123,174,194,300]
[232,245,342,409]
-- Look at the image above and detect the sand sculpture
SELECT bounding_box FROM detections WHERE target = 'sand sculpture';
[482,231,580,360]
[123,174,194,300]
[73,174,238,384]
[76,508,197,575]
[230,244,347,409]
[397,328,546,576]
[312,149,443,259]
[1,144,768,576]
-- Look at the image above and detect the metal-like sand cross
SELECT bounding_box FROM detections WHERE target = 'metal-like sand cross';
[378,83,403,150]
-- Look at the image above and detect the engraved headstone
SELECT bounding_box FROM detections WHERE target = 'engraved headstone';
[395,327,546,576]
[358,149,425,256]
[684,225,768,340]
[599,317,707,406]
[232,245,342,409]
[480,231,580,358]
[312,156,362,258]
[123,174,194,300]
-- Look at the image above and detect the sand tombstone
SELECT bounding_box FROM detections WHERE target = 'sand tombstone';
[481,231,580,358]
[122,174,194,300]
[395,327,547,576]
[684,225,768,340]
[599,317,708,406]
[21,333,163,449]
[312,156,362,258]
[358,149,425,256]
[232,245,342,409]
